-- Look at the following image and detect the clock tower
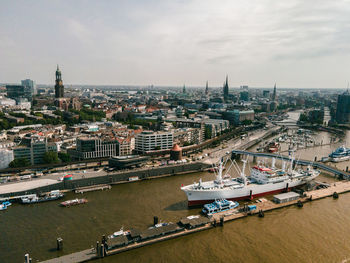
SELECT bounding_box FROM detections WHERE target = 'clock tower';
[55,65,64,98]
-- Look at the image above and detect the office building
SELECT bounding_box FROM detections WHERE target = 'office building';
[135,131,173,153]
[21,79,36,95]
[69,137,119,160]
[335,90,350,124]
[6,85,33,102]
[13,135,57,165]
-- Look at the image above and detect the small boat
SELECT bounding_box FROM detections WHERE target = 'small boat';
[0,204,8,211]
[2,201,11,207]
[60,198,88,207]
[148,221,171,229]
[108,227,130,239]
[328,146,350,162]
[202,199,239,215]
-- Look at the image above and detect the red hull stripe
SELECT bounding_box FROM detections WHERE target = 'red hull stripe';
[187,187,294,207]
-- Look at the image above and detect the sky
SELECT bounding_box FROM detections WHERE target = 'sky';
[0,0,350,88]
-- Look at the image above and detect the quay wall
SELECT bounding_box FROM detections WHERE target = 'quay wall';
[0,162,210,198]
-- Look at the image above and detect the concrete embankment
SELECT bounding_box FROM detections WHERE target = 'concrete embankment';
[0,162,210,198]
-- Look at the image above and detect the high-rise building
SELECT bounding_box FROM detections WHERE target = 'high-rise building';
[223,75,229,101]
[6,85,33,102]
[21,79,36,95]
[55,65,64,98]
[335,90,350,124]
[182,85,186,94]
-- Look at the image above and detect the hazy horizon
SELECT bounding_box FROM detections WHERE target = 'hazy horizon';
[1,0,350,89]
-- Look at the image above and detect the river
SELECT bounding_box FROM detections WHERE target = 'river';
[1,127,350,263]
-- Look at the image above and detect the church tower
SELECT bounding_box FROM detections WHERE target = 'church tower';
[55,65,64,98]
[223,75,229,101]
[205,81,209,95]
[272,83,277,101]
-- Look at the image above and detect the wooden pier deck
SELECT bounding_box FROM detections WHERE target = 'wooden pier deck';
[75,184,111,194]
[40,249,97,263]
[39,180,350,263]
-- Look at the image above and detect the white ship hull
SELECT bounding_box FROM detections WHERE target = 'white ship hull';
[330,156,350,162]
[182,174,317,206]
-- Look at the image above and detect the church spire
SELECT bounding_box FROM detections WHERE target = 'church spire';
[272,83,277,101]
[223,75,229,101]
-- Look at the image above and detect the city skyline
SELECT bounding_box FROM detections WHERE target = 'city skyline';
[1,0,350,88]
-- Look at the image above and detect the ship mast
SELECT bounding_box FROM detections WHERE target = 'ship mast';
[216,158,223,183]
[271,158,276,169]
[240,159,248,185]
[288,150,295,174]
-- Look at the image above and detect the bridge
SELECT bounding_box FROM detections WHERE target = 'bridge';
[231,150,350,179]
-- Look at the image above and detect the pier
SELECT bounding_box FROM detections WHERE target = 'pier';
[74,184,111,194]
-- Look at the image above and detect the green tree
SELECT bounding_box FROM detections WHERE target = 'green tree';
[241,119,252,126]
[205,126,212,139]
[299,113,308,122]
[9,158,30,168]
[58,152,71,163]
[43,151,59,164]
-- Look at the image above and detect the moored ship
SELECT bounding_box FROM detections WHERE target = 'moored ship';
[328,146,350,162]
[202,199,239,215]
[21,190,64,204]
[181,156,319,206]
[60,198,88,207]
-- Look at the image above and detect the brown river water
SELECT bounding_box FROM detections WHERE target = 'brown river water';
[1,129,350,263]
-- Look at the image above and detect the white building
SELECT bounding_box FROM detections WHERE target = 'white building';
[0,98,16,106]
[135,131,173,153]
[0,149,14,169]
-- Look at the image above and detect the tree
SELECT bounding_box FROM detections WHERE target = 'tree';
[58,152,71,163]
[43,151,59,164]
[9,158,30,168]
[241,119,252,126]
[205,126,212,139]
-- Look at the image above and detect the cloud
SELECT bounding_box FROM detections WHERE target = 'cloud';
[1,0,350,88]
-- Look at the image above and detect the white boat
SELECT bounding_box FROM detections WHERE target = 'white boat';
[181,155,319,206]
[108,227,130,239]
[0,204,7,211]
[202,199,239,215]
[328,146,350,162]
[21,190,64,204]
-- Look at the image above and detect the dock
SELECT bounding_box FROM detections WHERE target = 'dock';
[75,184,111,194]
[37,180,350,263]
[40,249,97,263]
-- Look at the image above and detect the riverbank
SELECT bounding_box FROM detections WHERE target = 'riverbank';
[0,162,210,199]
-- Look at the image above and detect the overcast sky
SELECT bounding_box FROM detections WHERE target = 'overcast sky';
[1,0,349,88]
